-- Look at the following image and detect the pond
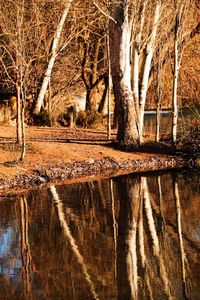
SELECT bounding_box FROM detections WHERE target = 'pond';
[143,108,197,136]
[0,169,200,300]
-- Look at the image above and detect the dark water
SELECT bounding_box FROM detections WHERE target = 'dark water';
[0,170,200,300]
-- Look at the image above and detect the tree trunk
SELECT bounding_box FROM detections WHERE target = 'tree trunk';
[85,87,97,112]
[110,0,139,150]
[172,17,179,146]
[16,80,22,143]
[132,46,140,119]
[97,77,108,113]
[19,84,26,161]
[17,3,26,162]
[84,37,102,112]
[107,33,111,140]
[34,0,73,114]
[156,97,161,142]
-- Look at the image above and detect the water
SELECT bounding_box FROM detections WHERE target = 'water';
[0,169,200,300]
[143,108,196,136]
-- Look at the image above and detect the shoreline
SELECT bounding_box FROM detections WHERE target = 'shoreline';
[0,154,188,195]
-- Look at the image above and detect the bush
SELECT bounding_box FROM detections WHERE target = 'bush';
[32,111,52,126]
[76,110,103,128]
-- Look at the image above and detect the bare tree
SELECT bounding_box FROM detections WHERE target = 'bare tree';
[78,32,106,112]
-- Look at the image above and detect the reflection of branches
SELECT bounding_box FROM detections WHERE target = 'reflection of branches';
[50,185,99,300]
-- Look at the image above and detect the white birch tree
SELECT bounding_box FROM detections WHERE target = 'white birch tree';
[34,0,73,115]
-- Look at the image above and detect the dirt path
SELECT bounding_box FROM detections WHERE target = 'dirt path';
[0,125,187,194]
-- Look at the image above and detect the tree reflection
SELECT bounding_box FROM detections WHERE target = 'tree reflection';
[172,173,190,299]
[20,196,32,300]
[50,185,99,300]
[114,173,193,300]
[115,176,140,300]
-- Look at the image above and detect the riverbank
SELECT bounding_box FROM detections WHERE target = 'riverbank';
[0,125,188,195]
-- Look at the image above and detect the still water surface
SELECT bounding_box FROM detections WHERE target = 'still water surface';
[143,108,196,136]
[0,170,200,300]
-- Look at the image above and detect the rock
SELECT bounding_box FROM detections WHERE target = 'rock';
[87,159,95,164]
[196,159,200,167]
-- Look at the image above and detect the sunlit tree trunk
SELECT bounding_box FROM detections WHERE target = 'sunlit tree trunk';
[154,43,165,142]
[172,0,188,146]
[20,83,26,162]
[16,79,22,143]
[16,1,26,162]
[34,0,73,114]
[172,16,179,145]
[15,4,22,144]
[139,0,162,143]
[172,17,179,145]
[110,0,139,149]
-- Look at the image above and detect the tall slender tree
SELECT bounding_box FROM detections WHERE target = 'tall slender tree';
[172,0,189,146]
